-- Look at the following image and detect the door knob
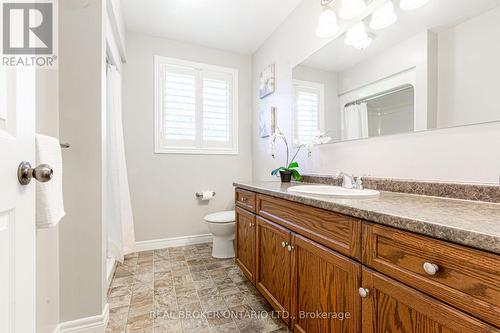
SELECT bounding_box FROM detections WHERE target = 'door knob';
[358,288,370,298]
[18,161,53,185]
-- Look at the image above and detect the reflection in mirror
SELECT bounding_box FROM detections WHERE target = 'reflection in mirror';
[292,0,500,145]
[343,85,414,140]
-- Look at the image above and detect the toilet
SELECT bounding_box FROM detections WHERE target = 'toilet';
[204,210,236,259]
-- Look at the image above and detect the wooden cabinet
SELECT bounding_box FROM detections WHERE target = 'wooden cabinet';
[235,188,500,333]
[363,223,500,327]
[290,234,361,333]
[361,268,499,333]
[235,207,256,283]
[255,216,293,323]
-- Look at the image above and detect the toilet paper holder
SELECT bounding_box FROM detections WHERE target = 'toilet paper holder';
[195,191,216,198]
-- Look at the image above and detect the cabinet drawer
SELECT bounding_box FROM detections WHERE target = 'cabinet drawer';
[235,189,256,212]
[256,194,361,259]
[363,223,500,327]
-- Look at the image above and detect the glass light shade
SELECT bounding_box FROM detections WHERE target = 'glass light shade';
[370,1,397,30]
[316,7,340,38]
[345,22,368,46]
[339,0,367,20]
[400,0,430,10]
[353,36,373,50]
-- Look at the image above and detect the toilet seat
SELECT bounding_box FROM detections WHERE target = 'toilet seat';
[204,210,235,224]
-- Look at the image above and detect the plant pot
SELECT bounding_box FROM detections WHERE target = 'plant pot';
[279,170,293,183]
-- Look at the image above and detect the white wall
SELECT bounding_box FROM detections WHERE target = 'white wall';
[123,32,253,242]
[59,0,107,322]
[437,6,500,127]
[37,0,124,328]
[252,0,500,184]
[35,69,60,333]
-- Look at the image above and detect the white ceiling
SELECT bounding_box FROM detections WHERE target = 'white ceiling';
[121,0,303,54]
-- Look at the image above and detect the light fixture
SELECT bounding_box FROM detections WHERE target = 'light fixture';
[316,7,340,38]
[370,1,397,30]
[399,0,430,11]
[352,35,373,50]
[345,21,368,45]
[345,22,373,50]
[339,0,367,20]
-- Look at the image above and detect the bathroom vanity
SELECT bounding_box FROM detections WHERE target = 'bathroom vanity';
[231,0,500,331]
[233,181,500,332]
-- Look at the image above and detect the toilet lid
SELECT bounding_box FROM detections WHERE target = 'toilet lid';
[204,210,235,223]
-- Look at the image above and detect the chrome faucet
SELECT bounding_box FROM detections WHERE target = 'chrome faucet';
[337,172,364,190]
[354,176,363,190]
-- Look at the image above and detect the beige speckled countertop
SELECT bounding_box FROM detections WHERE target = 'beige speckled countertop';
[234,181,500,255]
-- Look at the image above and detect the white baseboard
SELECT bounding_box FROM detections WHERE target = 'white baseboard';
[106,257,116,288]
[55,303,109,333]
[135,234,213,252]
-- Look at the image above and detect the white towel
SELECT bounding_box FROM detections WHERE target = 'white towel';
[36,134,66,228]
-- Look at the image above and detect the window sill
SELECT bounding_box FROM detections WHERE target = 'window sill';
[154,147,239,155]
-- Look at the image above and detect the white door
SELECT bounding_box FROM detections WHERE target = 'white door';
[0,66,37,332]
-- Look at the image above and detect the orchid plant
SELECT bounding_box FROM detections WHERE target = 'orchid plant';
[269,128,332,181]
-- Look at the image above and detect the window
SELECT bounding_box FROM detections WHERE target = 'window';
[292,80,325,144]
[154,56,238,154]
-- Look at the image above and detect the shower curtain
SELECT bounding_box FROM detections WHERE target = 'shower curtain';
[342,103,369,140]
[106,64,135,263]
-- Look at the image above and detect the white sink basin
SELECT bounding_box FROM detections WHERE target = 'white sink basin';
[287,185,380,199]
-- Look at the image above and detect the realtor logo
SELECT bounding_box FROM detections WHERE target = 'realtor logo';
[2,1,57,67]
[3,2,53,54]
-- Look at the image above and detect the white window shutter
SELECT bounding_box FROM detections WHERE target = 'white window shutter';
[161,65,197,145]
[155,56,238,154]
[293,80,324,144]
[202,71,233,148]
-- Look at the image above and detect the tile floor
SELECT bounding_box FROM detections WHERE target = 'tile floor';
[106,242,289,333]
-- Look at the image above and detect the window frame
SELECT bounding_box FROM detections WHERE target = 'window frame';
[292,79,325,145]
[154,55,239,155]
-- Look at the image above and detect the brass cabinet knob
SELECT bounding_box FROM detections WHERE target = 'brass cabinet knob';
[423,262,439,275]
[358,288,370,298]
[18,161,53,185]
[281,241,288,248]
[287,245,294,252]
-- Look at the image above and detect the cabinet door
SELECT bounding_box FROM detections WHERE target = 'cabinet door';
[256,216,292,323]
[361,268,499,333]
[290,234,361,333]
[235,207,256,283]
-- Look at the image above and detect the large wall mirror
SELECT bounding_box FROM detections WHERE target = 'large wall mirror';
[292,0,500,145]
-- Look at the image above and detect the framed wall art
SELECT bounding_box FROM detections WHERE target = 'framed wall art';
[259,64,275,99]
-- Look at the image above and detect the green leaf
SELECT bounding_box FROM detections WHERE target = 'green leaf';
[291,169,302,181]
[271,167,285,176]
[288,162,299,169]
